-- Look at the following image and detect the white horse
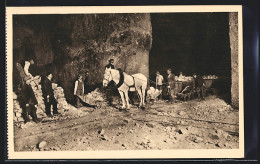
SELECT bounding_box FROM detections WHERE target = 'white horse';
[103,68,147,109]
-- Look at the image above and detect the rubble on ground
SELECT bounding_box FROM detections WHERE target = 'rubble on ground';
[79,88,107,106]
[147,87,161,100]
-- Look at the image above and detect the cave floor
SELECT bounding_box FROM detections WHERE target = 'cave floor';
[14,95,239,151]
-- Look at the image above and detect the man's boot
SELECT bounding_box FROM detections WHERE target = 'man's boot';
[30,105,39,123]
[45,104,52,117]
[22,104,30,123]
[53,102,61,115]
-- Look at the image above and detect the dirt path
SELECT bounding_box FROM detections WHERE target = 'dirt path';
[14,96,239,151]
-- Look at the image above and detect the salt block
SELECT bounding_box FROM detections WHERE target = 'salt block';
[13,92,18,99]
[15,112,22,117]
[38,141,47,149]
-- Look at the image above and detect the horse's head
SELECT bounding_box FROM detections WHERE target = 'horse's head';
[103,68,112,87]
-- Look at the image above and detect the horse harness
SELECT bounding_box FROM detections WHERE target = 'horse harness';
[115,70,136,90]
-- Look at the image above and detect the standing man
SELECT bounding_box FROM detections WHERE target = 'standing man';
[105,59,115,69]
[20,80,39,123]
[41,72,60,117]
[155,71,164,100]
[16,58,40,123]
[193,73,205,100]
[105,59,116,107]
[167,68,176,103]
[74,75,85,108]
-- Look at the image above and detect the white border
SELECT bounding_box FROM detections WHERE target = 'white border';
[6,5,244,159]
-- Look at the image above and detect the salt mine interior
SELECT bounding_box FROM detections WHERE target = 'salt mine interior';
[12,12,240,152]
[13,12,238,107]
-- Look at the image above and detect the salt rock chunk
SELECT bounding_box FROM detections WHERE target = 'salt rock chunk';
[52,83,58,89]
[38,141,47,149]
[57,98,66,102]
[17,117,24,122]
[13,92,18,99]
[57,87,63,91]
[178,111,186,116]
[13,116,18,121]
[98,129,105,135]
[15,112,22,117]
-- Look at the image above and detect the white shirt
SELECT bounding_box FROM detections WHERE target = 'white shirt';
[156,75,164,85]
[24,61,31,76]
[74,80,84,95]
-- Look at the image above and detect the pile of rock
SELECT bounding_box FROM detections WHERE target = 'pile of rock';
[147,87,161,100]
[80,88,106,105]
[13,75,77,123]
[52,83,72,113]
[13,75,46,122]
[27,76,46,118]
[176,76,193,82]
[13,92,24,122]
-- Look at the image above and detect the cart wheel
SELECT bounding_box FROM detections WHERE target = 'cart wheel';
[187,93,191,100]
[184,95,187,101]
[191,92,194,99]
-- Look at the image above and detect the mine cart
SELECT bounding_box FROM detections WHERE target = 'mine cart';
[175,79,195,101]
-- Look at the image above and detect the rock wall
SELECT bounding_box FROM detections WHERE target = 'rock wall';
[13,14,152,101]
[229,12,239,109]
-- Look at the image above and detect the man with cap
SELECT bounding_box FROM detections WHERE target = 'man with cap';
[193,73,205,100]
[105,59,115,69]
[167,68,176,103]
[41,72,60,117]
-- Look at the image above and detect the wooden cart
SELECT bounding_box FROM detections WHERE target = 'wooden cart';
[175,79,195,101]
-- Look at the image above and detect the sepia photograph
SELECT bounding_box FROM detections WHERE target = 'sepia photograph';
[6,6,244,159]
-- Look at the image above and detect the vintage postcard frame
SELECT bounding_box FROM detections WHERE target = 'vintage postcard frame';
[6,5,244,159]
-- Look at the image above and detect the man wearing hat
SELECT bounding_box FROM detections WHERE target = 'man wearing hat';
[41,72,60,117]
[105,59,115,69]
[167,68,176,103]
[193,73,205,100]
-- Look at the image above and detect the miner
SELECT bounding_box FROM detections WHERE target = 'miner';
[167,68,176,103]
[41,72,60,116]
[16,57,39,123]
[74,75,85,108]
[155,71,164,100]
[20,80,39,123]
[105,59,115,69]
[104,59,116,107]
[193,73,205,100]
[16,58,35,86]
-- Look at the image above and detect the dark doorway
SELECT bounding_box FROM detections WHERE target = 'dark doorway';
[149,13,231,103]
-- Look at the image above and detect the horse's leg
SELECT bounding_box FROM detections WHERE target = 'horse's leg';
[141,86,146,106]
[118,90,126,109]
[137,88,143,108]
[124,91,130,109]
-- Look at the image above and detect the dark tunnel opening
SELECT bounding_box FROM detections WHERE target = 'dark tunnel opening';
[149,13,232,103]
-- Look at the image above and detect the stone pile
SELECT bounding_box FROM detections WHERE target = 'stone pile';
[27,76,46,118]
[13,92,24,122]
[52,83,73,113]
[147,87,161,100]
[80,88,106,105]
[13,75,76,123]
[13,75,46,122]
